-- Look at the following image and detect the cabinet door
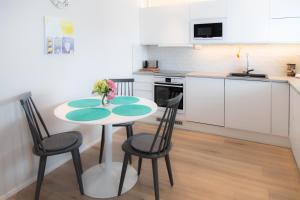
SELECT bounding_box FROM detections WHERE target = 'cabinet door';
[225,80,271,134]
[140,5,190,45]
[269,18,300,43]
[186,77,225,126]
[227,0,269,43]
[190,0,228,19]
[271,83,289,137]
[133,75,154,100]
[270,0,300,19]
[140,7,161,45]
[290,87,300,168]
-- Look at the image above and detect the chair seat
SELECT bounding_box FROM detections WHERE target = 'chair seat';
[42,131,82,152]
[130,133,164,154]
[113,122,134,127]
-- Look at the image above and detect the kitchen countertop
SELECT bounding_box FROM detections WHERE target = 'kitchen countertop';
[134,70,300,94]
[133,70,190,77]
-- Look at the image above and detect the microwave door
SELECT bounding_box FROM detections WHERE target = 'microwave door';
[197,27,212,38]
[194,23,223,39]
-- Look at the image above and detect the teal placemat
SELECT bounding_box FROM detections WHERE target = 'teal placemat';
[111,96,140,105]
[68,99,101,108]
[112,104,152,116]
[66,108,110,121]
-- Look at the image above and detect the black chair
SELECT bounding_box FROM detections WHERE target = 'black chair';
[20,92,84,200]
[118,93,183,200]
[99,78,135,164]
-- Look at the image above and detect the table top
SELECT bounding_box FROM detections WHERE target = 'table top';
[54,96,157,125]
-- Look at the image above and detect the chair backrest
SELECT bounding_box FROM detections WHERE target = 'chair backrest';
[150,93,183,153]
[110,78,134,96]
[20,92,50,153]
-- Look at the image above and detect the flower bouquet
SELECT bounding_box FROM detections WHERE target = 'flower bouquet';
[92,80,117,105]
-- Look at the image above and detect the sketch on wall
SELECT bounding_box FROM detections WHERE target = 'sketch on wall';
[44,16,74,55]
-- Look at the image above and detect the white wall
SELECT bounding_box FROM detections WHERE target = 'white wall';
[0,0,140,199]
[143,0,203,7]
[146,45,300,76]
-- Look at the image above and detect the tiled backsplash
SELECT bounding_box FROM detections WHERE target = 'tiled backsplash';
[146,45,300,76]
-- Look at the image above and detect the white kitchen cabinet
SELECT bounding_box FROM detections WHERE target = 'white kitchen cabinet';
[133,74,154,100]
[290,87,300,168]
[269,0,300,43]
[190,0,228,19]
[270,0,300,19]
[186,77,225,126]
[225,80,272,134]
[269,18,300,43]
[227,0,269,43]
[140,5,190,45]
[271,82,289,137]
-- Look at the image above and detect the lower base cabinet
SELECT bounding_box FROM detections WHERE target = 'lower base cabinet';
[186,77,225,126]
[133,74,154,100]
[271,82,289,137]
[290,87,300,168]
[225,80,272,134]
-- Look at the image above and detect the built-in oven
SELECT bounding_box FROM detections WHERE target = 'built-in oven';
[191,18,225,42]
[154,76,185,113]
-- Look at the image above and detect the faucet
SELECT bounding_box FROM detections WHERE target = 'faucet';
[245,53,254,74]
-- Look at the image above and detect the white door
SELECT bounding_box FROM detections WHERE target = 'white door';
[140,5,190,45]
[269,18,300,43]
[290,87,300,168]
[225,80,272,134]
[190,0,228,19]
[269,0,300,42]
[271,82,289,137]
[227,0,269,43]
[270,0,300,19]
[186,77,225,126]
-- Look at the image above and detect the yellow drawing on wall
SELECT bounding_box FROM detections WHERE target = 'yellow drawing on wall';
[44,16,75,55]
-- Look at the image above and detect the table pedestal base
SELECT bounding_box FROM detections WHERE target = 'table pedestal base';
[82,162,138,198]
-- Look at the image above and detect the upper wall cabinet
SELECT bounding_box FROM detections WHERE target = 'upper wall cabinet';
[140,5,190,46]
[190,0,228,19]
[270,0,300,19]
[269,18,300,43]
[227,0,269,43]
[269,0,300,43]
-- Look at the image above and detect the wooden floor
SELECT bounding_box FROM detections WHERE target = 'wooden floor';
[9,123,300,200]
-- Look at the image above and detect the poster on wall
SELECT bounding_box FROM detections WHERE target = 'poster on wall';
[44,16,74,55]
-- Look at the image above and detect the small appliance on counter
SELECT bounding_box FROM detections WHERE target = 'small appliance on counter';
[287,63,296,77]
[140,60,160,73]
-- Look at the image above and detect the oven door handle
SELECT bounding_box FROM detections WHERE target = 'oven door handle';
[154,83,184,88]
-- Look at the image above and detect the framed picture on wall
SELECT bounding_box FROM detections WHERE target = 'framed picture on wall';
[44,16,75,55]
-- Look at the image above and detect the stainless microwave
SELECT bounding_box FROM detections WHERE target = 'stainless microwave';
[191,18,225,41]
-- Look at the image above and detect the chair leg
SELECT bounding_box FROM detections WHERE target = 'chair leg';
[125,126,132,164]
[137,157,142,176]
[72,150,84,195]
[118,153,130,196]
[99,126,105,164]
[152,158,160,200]
[165,154,174,186]
[77,149,83,174]
[35,156,47,200]
[129,125,134,137]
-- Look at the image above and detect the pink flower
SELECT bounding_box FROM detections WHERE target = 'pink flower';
[107,91,116,100]
[107,80,117,91]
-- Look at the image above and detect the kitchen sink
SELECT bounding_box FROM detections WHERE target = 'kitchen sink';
[228,73,268,79]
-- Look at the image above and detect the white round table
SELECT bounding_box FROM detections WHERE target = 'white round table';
[54,96,157,198]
